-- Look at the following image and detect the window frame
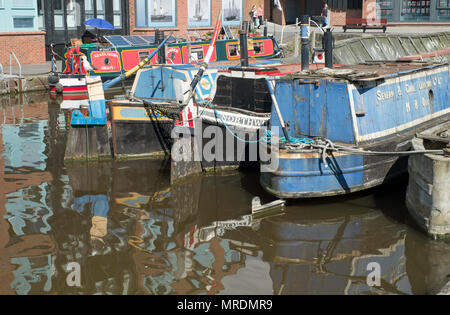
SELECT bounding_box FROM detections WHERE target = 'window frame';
[188,0,211,27]
[135,0,177,28]
[12,16,35,30]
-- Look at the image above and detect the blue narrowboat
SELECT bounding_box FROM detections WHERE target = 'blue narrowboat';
[108,59,282,159]
[261,62,450,198]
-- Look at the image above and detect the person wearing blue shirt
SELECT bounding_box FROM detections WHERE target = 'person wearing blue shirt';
[321,3,330,27]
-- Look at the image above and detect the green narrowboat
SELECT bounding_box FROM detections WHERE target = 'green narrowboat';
[69,34,282,78]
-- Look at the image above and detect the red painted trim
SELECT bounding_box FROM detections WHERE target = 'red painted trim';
[63,94,89,100]
[397,48,450,61]
[63,86,88,92]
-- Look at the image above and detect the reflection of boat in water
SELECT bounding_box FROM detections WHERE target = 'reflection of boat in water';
[254,198,413,294]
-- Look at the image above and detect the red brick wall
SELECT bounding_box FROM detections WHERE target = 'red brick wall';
[129,0,265,37]
[0,32,46,66]
[330,9,362,26]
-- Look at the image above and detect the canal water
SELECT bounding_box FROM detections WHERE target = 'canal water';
[0,92,449,295]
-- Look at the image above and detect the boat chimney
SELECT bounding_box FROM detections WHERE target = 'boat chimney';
[324,28,333,69]
[239,29,249,67]
[300,15,310,71]
[155,29,166,64]
[242,21,249,32]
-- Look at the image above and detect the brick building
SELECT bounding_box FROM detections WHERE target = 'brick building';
[0,1,45,66]
[269,0,450,26]
[1,0,449,67]
[130,0,268,38]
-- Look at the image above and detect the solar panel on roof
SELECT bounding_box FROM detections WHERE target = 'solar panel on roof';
[123,35,149,46]
[141,35,156,44]
[104,35,131,47]
[140,35,179,44]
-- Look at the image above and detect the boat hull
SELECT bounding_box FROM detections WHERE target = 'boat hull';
[406,122,450,237]
[49,75,88,99]
[110,102,174,158]
[261,63,450,198]
[77,36,280,78]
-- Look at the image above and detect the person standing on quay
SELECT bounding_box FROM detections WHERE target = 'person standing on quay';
[257,5,264,29]
[321,2,330,27]
[250,5,259,29]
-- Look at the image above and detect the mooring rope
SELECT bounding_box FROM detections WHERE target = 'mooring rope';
[285,138,446,168]
[140,99,445,160]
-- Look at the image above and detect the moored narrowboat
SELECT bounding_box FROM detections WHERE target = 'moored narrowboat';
[68,34,281,78]
[260,62,450,198]
[50,32,281,98]
[108,59,282,159]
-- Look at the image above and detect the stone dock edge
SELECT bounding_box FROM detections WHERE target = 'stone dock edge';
[0,75,50,95]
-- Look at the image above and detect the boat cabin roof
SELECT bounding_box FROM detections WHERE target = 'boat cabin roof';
[283,62,448,82]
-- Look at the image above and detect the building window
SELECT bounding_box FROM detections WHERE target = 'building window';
[13,17,34,28]
[376,0,394,21]
[400,0,431,22]
[135,0,147,27]
[222,0,242,26]
[135,0,177,28]
[85,0,94,20]
[37,0,44,29]
[348,0,362,9]
[67,0,80,29]
[53,0,64,29]
[12,0,34,8]
[113,0,122,28]
[328,0,347,10]
[437,0,450,20]
[188,0,211,27]
[96,0,105,20]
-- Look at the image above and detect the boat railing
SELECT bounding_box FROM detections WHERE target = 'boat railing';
[280,18,325,45]
[9,51,22,78]
[280,20,301,46]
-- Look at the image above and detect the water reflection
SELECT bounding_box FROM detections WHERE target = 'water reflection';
[0,92,449,295]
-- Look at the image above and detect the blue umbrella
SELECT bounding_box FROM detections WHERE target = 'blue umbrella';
[83,18,115,30]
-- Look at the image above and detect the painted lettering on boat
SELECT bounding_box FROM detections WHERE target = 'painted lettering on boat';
[376,90,394,101]
[219,114,267,127]
[418,80,432,90]
[405,83,416,94]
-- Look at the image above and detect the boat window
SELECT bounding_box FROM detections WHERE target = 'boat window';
[253,42,264,54]
[228,44,239,57]
[190,46,204,61]
[139,51,150,62]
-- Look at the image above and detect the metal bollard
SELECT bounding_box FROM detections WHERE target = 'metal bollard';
[324,28,333,69]
[300,15,310,71]
[155,29,166,64]
[239,30,249,67]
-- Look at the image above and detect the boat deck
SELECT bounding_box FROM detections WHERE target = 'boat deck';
[285,61,448,82]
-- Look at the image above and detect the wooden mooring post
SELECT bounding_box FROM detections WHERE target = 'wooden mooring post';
[64,124,111,161]
[64,76,112,161]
